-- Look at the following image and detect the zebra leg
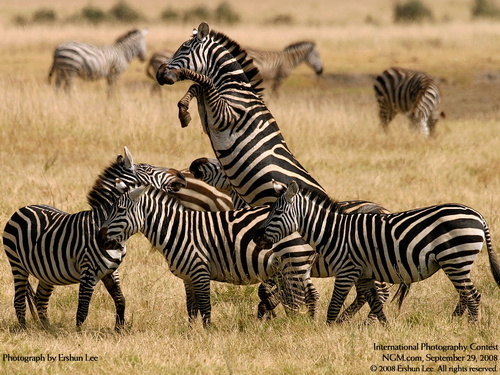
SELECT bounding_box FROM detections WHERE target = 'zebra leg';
[12,270,30,329]
[304,278,320,319]
[183,280,200,323]
[34,281,55,329]
[76,276,98,330]
[336,284,367,323]
[101,272,126,332]
[359,279,388,325]
[453,286,481,324]
[191,273,212,328]
[327,270,360,324]
[177,84,202,128]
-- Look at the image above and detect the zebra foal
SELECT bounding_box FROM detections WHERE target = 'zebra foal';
[254,181,500,324]
[2,147,185,331]
[374,67,446,137]
[98,185,319,327]
[48,28,148,95]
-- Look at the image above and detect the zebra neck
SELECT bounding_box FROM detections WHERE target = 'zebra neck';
[297,193,337,249]
[115,40,137,62]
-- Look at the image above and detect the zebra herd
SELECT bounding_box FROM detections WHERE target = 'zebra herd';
[3,22,497,331]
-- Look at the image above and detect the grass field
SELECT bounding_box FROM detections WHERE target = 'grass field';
[0,1,499,374]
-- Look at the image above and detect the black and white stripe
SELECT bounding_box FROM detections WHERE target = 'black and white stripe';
[254,181,500,324]
[373,67,445,136]
[48,28,148,94]
[2,147,185,331]
[98,185,319,327]
[246,40,323,94]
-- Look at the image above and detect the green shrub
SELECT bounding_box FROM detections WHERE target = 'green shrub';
[109,1,141,22]
[81,5,108,24]
[472,0,500,18]
[215,2,240,24]
[394,0,433,23]
[32,8,57,24]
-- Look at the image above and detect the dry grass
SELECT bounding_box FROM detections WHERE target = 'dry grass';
[0,1,499,374]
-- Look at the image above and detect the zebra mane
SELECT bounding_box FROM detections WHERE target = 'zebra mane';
[115,29,140,43]
[207,29,264,96]
[283,41,316,52]
[298,186,342,214]
[87,157,126,208]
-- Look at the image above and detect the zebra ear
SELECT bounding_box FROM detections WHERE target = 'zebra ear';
[129,185,148,202]
[284,181,299,203]
[197,22,210,40]
[123,146,135,171]
[272,179,288,194]
[115,178,129,193]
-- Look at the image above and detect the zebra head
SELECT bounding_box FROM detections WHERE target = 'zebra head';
[97,185,148,251]
[189,157,232,192]
[116,28,149,62]
[253,181,300,249]
[87,147,186,210]
[156,22,211,85]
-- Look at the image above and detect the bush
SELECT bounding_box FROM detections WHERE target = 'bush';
[215,2,240,24]
[32,8,57,24]
[81,5,108,24]
[160,7,179,22]
[182,5,212,23]
[394,0,433,23]
[472,0,500,18]
[109,1,141,22]
[266,14,295,25]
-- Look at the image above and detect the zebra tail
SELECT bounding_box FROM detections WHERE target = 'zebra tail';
[26,281,40,324]
[440,111,446,119]
[47,63,55,84]
[391,283,412,310]
[484,223,500,287]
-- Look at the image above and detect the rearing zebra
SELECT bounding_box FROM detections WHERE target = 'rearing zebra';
[245,40,323,94]
[2,147,185,331]
[254,181,500,324]
[373,67,446,137]
[48,28,148,95]
[157,22,390,316]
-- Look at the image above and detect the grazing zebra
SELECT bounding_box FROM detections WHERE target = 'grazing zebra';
[245,40,323,94]
[48,28,148,95]
[97,185,319,327]
[254,181,500,324]
[373,67,446,137]
[2,147,185,331]
[145,50,174,94]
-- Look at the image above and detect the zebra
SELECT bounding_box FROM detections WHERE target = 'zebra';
[2,147,186,331]
[254,181,500,324]
[97,184,320,327]
[48,28,148,95]
[156,22,393,315]
[171,169,235,212]
[145,50,174,95]
[373,67,446,137]
[189,157,248,210]
[189,157,396,321]
[245,40,323,94]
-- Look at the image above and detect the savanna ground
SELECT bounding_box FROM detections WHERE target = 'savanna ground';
[0,0,499,374]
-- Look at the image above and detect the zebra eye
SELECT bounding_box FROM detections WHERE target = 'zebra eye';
[117,206,127,213]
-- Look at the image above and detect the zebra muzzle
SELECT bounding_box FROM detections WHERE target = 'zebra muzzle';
[156,65,179,85]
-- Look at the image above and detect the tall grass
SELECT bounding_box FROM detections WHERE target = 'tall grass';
[0,1,499,374]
